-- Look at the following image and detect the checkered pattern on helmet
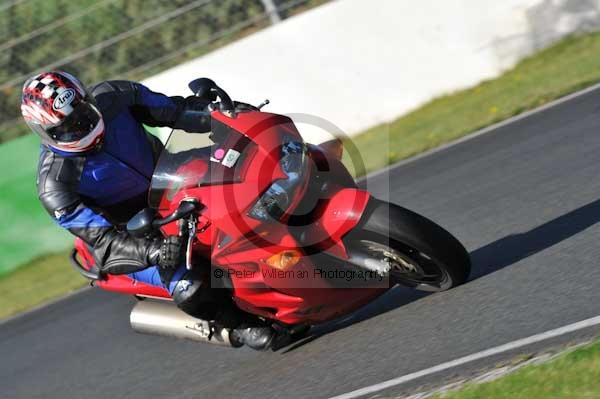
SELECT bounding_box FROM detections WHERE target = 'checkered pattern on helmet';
[21,72,86,126]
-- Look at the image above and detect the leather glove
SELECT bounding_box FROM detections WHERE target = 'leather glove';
[150,236,184,270]
[175,97,213,133]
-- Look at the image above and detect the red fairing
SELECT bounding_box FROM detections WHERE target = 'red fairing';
[306,188,371,258]
[74,238,94,267]
[95,275,170,299]
[76,107,390,326]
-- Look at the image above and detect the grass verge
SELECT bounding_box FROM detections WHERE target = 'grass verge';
[0,251,87,320]
[0,134,72,276]
[344,31,600,175]
[433,339,600,399]
[0,126,163,276]
[3,31,600,320]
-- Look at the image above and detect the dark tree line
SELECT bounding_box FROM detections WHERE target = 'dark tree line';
[0,0,328,143]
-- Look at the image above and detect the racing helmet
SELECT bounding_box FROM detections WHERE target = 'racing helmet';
[21,71,104,153]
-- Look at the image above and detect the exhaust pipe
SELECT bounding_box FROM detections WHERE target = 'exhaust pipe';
[130,300,238,347]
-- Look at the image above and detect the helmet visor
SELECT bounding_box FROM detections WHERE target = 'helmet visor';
[47,102,101,143]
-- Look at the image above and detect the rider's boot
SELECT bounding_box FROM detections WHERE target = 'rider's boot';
[229,324,275,351]
[229,317,311,351]
[160,267,277,350]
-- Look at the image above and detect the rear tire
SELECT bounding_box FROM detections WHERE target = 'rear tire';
[345,198,470,291]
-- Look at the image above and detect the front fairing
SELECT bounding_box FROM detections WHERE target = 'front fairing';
[149,119,256,210]
[147,111,309,240]
[88,109,385,324]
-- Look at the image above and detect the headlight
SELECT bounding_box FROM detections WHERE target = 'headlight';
[280,141,305,177]
[248,141,307,221]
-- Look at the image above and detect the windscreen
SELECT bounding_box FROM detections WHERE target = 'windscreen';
[148,119,255,209]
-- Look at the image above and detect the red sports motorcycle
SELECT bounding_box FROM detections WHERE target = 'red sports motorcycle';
[71,79,470,348]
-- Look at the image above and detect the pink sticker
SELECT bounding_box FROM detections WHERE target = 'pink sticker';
[214,148,225,160]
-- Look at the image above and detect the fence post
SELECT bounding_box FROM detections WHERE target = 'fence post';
[260,0,281,24]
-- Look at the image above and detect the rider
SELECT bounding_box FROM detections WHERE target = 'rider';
[21,71,274,350]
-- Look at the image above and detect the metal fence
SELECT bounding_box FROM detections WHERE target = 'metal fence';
[0,0,329,143]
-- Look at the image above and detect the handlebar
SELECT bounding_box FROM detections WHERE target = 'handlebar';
[152,200,200,228]
[127,200,202,239]
[127,200,203,270]
[188,77,269,116]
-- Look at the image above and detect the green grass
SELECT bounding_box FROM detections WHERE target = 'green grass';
[0,134,72,276]
[0,126,166,277]
[0,251,86,319]
[2,31,600,319]
[344,31,600,176]
[434,340,600,399]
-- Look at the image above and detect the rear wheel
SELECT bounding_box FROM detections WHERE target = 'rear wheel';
[345,199,470,292]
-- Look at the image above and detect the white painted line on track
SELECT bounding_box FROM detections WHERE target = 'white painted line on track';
[330,314,600,399]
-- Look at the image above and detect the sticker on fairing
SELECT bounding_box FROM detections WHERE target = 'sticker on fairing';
[221,149,241,168]
[210,148,225,163]
[214,148,225,160]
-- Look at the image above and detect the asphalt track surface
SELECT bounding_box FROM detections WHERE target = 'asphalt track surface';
[3,86,600,399]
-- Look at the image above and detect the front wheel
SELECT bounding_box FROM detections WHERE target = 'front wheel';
[345,199,471,292]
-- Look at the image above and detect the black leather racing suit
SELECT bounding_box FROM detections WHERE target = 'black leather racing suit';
[37,80,218,317]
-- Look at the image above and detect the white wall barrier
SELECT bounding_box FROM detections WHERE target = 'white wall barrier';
[144,0,600,143]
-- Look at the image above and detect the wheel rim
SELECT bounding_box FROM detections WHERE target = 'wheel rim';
[355,239,452,292]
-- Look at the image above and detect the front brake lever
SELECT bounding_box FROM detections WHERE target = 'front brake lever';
[185,214,197,270]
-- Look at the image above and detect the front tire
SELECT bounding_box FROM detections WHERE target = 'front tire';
[345,198,471,292]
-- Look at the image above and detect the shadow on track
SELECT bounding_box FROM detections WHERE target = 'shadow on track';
[469,197,600,279]
[281,287,427,353]
[281,198,600,353]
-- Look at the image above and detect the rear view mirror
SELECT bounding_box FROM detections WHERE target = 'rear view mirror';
[188,78,216,98]
[127,208,157,238]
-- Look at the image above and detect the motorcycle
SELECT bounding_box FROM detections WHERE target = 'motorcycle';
[70,78,471,348]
